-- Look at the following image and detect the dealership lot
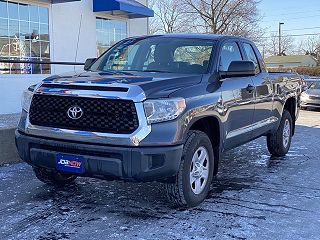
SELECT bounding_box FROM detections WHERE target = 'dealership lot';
[1,110,320,240]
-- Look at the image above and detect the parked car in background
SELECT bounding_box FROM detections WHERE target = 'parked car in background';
[16,34,302,207]
[301,78,320,110]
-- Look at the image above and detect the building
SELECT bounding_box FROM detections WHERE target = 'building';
[0,0,153,114]
[265,55,318,69]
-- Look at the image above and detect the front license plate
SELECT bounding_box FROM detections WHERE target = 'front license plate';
[56,154,85,174]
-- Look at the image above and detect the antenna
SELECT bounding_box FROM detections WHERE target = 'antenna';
[74,11,83,71]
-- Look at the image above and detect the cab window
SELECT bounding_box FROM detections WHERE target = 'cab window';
[219,42,243,71]
[243,43,260,73]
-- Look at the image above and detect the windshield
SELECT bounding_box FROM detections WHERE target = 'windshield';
[308,81,320,89]
[90,37,215,74]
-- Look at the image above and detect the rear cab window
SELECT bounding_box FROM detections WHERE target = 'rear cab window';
[242,42,261,73]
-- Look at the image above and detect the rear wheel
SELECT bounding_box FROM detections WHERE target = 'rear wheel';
[165,130,214,208]
[33,167,77,186]
[267,110,293,157]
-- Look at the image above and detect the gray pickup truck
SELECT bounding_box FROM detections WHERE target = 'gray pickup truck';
[16,34,302,207]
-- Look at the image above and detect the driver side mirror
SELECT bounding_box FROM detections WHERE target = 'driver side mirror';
[84,58,96,71]
[220,61,256,79]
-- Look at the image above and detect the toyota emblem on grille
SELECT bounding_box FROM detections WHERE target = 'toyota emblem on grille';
[67,106,83,120]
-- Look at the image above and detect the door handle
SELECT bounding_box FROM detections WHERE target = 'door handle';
[246,84,255,93]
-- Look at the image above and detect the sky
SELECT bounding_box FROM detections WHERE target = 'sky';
[258,0,320,45]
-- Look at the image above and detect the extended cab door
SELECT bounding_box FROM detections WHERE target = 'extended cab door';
[241,41,274,138]
[219,41,256,150]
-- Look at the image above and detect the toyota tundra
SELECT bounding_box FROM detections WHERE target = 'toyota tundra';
[16,34,302,207]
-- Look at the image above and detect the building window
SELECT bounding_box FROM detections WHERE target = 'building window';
[0,0,50,74]
[96,17,127,56]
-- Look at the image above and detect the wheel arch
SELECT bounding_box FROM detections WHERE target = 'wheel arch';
[283,97,297,135]
[186,116,221,175]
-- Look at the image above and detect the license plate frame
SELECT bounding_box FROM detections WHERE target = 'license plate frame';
[56,154,85,174]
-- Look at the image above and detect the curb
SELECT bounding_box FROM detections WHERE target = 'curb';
[0,128,21,165]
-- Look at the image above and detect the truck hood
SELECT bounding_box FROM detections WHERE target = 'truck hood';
[40,71,203,100]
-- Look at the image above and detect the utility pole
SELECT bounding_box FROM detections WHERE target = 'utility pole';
[278,22,284,56]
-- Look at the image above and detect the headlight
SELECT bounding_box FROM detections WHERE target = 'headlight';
[22,85,36,112]
[143,98,186,124]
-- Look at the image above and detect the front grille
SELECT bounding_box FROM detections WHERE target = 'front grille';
[29,94,139,134]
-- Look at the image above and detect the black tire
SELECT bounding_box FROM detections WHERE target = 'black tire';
[33,167,77,186]
[267,110,293,157]
[165,130,215,208]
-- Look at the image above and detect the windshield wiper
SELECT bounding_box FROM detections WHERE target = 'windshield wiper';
[100,69,134,75]
[142,69,172,73]
[120,69,173,73]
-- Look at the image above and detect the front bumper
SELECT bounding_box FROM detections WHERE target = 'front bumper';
[15,130,183,182]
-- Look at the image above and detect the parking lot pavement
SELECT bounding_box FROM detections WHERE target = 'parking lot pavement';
[1,110,320,240]
[0,113,20,129]
[0,113,20,165]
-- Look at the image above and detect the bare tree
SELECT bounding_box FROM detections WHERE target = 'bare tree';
[298,36,320,58]
[149,0,195,34]
[148,0,162,34]
[265,33,295,56]
[183,0,263,41]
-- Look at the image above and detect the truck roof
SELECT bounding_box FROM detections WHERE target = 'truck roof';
[136,33,250,42]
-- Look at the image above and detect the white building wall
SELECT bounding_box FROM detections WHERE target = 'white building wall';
[0,75,49,114]
[51,0,149,74]
[129,0,149,37]
[50,0,97,74]
[1,0,150,114]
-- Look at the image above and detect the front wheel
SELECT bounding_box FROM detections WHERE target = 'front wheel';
[165,130,215,208]
[267,110,293,157]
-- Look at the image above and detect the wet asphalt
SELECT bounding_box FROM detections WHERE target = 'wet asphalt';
[1,110,320,240]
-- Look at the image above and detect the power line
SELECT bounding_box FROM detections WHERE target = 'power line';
[264,10,320,18]
[260,5,319,13]
[277,33,320,37]
[268,26,320,33]
[261,14,320,22]
[257,32,320,39]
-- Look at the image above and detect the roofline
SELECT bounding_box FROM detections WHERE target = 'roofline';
[266,61,306,64]
[127,33,253,41]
